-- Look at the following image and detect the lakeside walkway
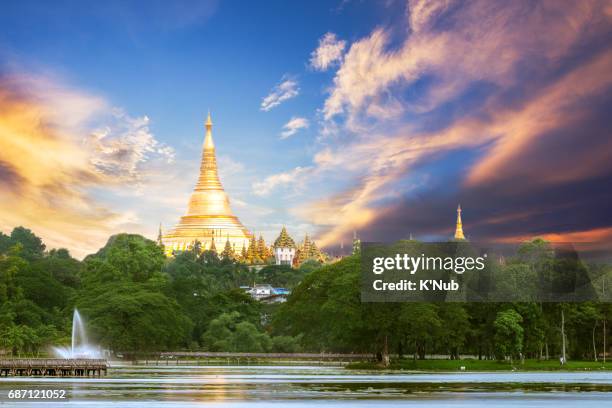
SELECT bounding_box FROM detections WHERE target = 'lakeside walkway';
[0,358,108,376]
[144,352,372,365]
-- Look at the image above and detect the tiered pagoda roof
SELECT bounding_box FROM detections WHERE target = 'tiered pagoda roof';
[273,226,296,249]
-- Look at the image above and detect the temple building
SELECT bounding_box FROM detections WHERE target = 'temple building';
[454,204,466,240]
[296,233,325,264]
[162,113,251,256]
[273,227,296,265]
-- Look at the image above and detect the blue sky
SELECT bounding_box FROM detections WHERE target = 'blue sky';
[1,0,611,257]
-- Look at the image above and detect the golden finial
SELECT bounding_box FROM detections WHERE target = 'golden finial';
[203,110,215,150]
[206,110,212,130]
[454,204,465,240]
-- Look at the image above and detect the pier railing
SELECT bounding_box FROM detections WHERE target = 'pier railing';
[0,358,108,377]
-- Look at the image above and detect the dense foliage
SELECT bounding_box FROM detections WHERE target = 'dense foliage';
[0,228,306,356]
[272,246,612,364]
[0,227,610,365]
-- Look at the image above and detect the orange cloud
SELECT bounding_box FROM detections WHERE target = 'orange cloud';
[0,75,174,257]
[467,50,612,186]
[497,227,612,253]
[524,227,612,244]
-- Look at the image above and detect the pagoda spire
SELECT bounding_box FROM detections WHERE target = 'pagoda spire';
[210,236,217,253]
[190,113,228,210]
[193,111,222,192]
[157,223,163,246]
[454,204,465,240]
[162,112,251,258]
[204,111,214,149]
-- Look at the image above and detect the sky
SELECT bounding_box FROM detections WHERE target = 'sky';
[0,0,611,258]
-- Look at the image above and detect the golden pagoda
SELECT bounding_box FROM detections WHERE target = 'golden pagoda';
[454,204,465,240]
[296,233,324,265]
[162,113,251,256]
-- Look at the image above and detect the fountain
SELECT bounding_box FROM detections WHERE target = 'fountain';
[52,309,102,359]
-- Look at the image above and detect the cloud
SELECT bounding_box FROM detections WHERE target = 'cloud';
[309,32,346,71]
[466,50,612,187]
[260,76,299,111]
[280,116,309,139]
[0,73,174,257]
[322,0,607,123]
[252,166,312,196]
[278,0,612,248]
[86,110,174,183]
[408,0,454,33]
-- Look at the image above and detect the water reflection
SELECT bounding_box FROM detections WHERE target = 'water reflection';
[1,364,611,406]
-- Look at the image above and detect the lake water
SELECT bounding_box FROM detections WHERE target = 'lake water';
[1,364,611,407]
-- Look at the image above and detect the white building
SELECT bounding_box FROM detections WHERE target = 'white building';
[273,226,296,266]
[244,284,290,303]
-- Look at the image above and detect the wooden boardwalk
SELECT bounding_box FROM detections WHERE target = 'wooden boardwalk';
[0,359,108,377]
[159,352,371,362]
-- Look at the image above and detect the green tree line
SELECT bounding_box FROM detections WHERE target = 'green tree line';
[0,227,610,365]
[0,227,304,356]
[273,241,611,366]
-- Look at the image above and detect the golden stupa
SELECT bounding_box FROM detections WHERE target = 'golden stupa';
[162,113,251,256]
[454,204,465,240]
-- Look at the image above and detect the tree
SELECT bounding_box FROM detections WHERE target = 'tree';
[271,335,302,352]
[577,304,603,361]
[45,249,81,287]
[10,227,45,260]
[298,259,322,274]
[1,325,27,355]
[15,260,69,310]
[398,303,441,360]
[0,245,27,303]
[438,304,470,359]
[258,264,307,289]
[494,308,524,363]
[77,283,193,353]
[274,256,398,365]
[84,234,165,283]
[201,311,271,352]
[0,232,12,254]
[234,321,271,352]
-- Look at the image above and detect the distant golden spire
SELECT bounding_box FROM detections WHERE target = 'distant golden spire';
[157,223,163,246]
[454,204,465,240]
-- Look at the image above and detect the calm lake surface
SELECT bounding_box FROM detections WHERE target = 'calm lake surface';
[1,364,611,407]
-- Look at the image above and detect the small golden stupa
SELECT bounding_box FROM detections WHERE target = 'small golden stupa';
[162,112,251,255]
[454,204,465,240]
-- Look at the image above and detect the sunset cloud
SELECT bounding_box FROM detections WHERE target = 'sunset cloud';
[0,74,175,257]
